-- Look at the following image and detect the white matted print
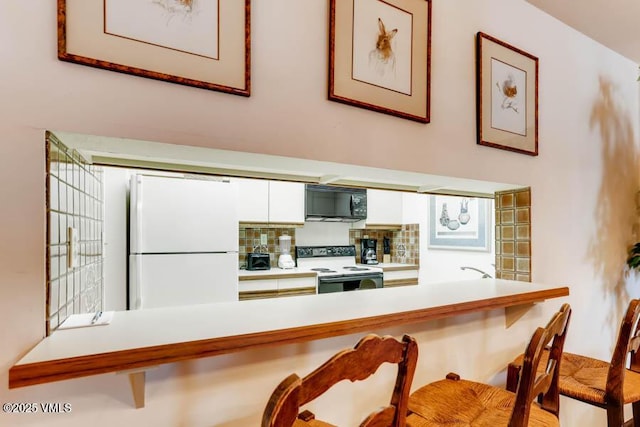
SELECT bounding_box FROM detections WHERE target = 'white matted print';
[491,59,526,136]
[105,0,220,59]
[352,0,412,95]
[329,0,431,123]
[428,196,491,251]
[58,0,249,96]
[476,32,538,155]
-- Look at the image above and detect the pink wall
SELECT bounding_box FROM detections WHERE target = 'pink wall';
[1,0,639,425]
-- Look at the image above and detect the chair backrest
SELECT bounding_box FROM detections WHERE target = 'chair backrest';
[510,303,572,427]
[262,334,418,427]
[606,298,640,404]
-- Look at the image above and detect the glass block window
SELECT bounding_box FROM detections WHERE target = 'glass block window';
[46,133,104,334]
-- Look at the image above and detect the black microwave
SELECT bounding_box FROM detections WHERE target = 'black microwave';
[305,185,367,222]
[247,253,271,270]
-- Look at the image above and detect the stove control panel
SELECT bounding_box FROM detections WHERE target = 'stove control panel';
[296,245,356,259]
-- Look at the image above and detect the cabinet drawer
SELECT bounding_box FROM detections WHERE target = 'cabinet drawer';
[278,276,316,290]
[384,269,419,287]
[384,269,418,281]
[238,279,278,292]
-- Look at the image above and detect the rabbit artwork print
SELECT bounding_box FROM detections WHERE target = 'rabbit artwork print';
[369,18,397,77]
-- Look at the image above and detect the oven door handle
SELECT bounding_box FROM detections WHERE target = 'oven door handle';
[319,273,383,284]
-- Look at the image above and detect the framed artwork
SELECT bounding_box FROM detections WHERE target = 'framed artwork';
[476,32,538,155]
[329,0,431,123]
[428,195,491,251]
[58,0,251,96]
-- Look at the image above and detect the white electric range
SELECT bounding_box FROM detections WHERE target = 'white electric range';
[295,245,384,294]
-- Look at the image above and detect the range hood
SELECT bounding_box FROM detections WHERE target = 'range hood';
[305,185,367,223]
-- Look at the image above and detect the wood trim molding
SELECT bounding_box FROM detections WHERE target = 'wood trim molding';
[239,221,305,228]
[384,279,419,287]
[379,265,419,272]
[363,224,403,230]
[239,272,317,281]
[239,290,279,300]
[277,287,316,297]
[9,286,568,390]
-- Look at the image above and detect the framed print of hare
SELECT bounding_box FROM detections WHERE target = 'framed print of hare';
[476,32,538,155]
[58,0,250,96]
[329,0,431,123]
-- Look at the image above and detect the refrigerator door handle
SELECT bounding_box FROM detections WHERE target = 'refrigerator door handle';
[130,254,143,310]
[131,175,144,253]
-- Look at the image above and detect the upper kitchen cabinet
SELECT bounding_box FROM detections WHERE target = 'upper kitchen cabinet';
[235,178,269,222]
[235,178,304,225]
[268,181,305,224]
[365,189,403,226]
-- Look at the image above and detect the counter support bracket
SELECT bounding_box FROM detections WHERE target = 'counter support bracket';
[505,302,536,328]
[116,369,147,409]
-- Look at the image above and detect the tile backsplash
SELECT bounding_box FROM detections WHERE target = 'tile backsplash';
[495,188,531,282]
[350,224,420,265]
[47,133,104,333]
[240,223,420,268]
[239,226,297,268]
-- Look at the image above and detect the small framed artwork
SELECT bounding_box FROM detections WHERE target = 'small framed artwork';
[58,0,251,96]
[428,195,492,251]
[329,0,431,123]
[476,32,538,155]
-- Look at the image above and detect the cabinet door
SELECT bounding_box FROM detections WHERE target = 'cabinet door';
[278,276,317,297]
[366,189,403,225]
[268,181,305,224]
[235,178,269,222]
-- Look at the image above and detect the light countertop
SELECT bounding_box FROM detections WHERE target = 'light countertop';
[9,279,569,389]
[238,267,316,280]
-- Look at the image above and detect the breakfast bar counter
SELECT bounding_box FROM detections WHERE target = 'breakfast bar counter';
[9,278,569,406]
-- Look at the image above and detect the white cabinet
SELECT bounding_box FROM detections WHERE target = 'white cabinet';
[238,278,279,300]
[366,189,403,225]
[239,274,316,300]
[383,267,419,288]
[236,178,304,224]
[277,276,316,296]
[235,178,269,222]
[268,181,305,224]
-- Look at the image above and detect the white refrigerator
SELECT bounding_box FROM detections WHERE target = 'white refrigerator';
[129,174,239,309]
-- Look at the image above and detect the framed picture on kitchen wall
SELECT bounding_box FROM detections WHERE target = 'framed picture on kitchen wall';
[57,0,251,96]
[476,32,538,155]
[329,0,431,123]
[428,195,492,251]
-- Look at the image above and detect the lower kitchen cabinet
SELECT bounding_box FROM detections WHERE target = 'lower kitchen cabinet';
[277,276,316,297]
[383,267,419,288]
[238,274,316,300]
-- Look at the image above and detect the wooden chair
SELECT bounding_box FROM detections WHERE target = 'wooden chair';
[406,303,571,427]
[262,334,418,427]
[507,299,640,426]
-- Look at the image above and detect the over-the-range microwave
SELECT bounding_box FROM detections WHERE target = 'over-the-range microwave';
[305,184,367,223]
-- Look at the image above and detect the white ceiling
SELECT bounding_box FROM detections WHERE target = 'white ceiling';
[527,0,640,64]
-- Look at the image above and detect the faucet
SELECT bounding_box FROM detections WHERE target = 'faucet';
[460,266,493,278]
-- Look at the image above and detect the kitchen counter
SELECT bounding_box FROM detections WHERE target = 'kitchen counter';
[10,279,569,393]
[368,263,419,271]
[239,267,316,280]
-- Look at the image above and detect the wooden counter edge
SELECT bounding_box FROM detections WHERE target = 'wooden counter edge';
[8,286,569,389]
[379,265,419,272]
[239,272,317,280]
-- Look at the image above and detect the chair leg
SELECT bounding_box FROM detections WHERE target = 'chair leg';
[506,363,521,393]
[606,403,625,427]
[633,400,640,427]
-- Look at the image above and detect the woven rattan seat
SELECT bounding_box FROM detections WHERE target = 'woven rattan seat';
[406,375,559,427]
[510,350,640,405]
[262,334,418,427]
[407,304,571,427]
[507,299,640,426]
